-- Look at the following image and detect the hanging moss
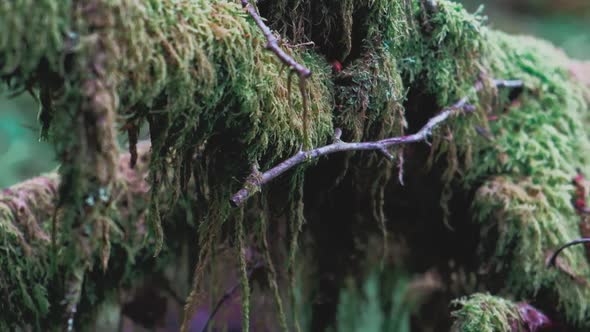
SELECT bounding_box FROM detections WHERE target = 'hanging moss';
[376,0,485,106]
[334,48,406,142]
[0,0,72,86]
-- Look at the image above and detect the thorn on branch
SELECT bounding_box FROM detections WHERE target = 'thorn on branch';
[230,79,524,207]
[379,147,395,161]
[474,126,494,141]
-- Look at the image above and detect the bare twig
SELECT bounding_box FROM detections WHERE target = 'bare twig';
[285,41,316,49]
[230,79,524,206]
[547,238,590,267]
[241,0,311,78]
[199,263,264,332]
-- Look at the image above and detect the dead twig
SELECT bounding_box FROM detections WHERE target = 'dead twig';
[241,0,311,78]
[230,79,524,207]
[548,238,590,267]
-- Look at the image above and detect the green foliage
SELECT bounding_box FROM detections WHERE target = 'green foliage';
[334,270,415,332]
[380,0,485,105]
[466,32,590,325]
[0,175,58,327]
[335,49,406,142]
[0,94,57,188]
[451,293,520,332]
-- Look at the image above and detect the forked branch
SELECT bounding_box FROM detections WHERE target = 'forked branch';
[230,79,524,207]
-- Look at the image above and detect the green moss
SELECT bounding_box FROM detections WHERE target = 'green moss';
[108,0,333,160]
[0,0,72,85]
[376,0,485,106]
[0,145,152,329]
[451,293,520,332]
[3,0,590,330]
[0,175,58,327]
[462,32,590,325]
[335,48,406,142]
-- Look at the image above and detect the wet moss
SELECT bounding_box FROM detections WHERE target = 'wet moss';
[465,32,590,325]
[451,293,520,332]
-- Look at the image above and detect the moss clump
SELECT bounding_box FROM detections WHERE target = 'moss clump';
[0,143,153,330]
[0,175,58,328]
[451,293,521,332]
[463,32,590,325]
[379,0,485,106]
[108,0,333,161]
[334,48,406,143]
[0,0,72,86]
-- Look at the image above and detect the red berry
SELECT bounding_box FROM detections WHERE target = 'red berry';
[331,60,342,73]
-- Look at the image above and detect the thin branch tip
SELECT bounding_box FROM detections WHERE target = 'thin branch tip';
[379,147,395,161]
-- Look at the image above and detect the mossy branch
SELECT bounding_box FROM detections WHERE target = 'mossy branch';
[231,79,524,206]
[0,142,151,329]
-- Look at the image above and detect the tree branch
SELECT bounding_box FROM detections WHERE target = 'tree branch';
[241,0,311,78]
[231,79,524,207]
[199,262,264,332]
[547,238,590,267]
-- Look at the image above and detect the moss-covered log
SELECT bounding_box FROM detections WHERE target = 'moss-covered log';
[0,142,152,330]
[1,0,590,330]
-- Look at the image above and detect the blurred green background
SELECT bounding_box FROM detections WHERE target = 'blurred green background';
[0,0,588,188]
[0,93,57,188]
